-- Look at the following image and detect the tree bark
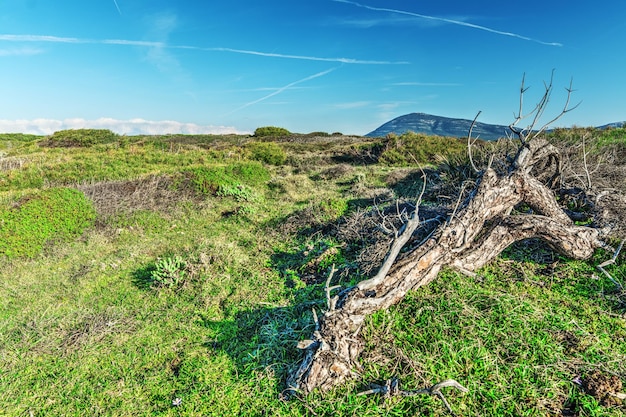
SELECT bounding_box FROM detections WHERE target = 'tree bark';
[285,137,607,397]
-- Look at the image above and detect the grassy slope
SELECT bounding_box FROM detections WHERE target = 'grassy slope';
[0,131,624,416]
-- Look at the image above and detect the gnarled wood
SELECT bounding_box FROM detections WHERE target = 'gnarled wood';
[285,78,608,398]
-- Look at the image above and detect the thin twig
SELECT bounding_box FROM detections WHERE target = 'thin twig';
[324,265,341,311]
[467,111,482,173]
[357,378,468,415]
[597,240,624,291]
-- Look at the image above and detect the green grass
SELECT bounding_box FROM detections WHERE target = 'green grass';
[0,130,624,416]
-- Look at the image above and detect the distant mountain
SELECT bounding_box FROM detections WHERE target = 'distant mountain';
[366,113,510,140]
[366,112,626,140]
[597,121,626,129]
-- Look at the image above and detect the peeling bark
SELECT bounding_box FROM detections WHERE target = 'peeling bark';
[285,130,609,396]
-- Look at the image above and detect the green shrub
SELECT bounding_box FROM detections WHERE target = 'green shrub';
[379,132,467,166]
[245,141,287,165]
[44,129,120,147]
[0,188,96,258]
[150,255,188,289]
[184,162,269,196]
[253,126,291,138]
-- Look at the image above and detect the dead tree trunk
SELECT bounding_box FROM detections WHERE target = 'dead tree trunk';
[285,74,608,396]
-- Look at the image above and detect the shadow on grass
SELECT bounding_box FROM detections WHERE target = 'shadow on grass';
[198,296,320,396]
[130,264,155,290]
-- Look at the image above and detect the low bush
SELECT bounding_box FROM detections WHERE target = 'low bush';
[253,126,291,138]
[183,161,269,196]
[245,141,287,165]
[0,188,96,258]
[44,129,120,147]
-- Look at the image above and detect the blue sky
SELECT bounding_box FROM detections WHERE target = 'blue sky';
[1,0,624,135]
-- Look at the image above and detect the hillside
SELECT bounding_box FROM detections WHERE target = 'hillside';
[366,112,511,140]
[0,128,625,415]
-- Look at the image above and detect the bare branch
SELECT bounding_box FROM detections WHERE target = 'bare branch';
[357,166,428,291]
[467,111,482,173]
[324,265,341,311]
[597,240,624,291]
[509,71,580,144]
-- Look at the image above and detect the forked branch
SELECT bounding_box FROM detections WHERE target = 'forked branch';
[509,71,580,144]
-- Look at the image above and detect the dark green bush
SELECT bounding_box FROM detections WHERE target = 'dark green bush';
[379,132,467,166]
[245,141,287,165]
[0,188,96,258]
[253,126,291,138]
[183,162,269,196]
[44,129,120,147]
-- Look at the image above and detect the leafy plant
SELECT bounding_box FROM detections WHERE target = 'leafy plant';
[0,187,96,258]
[245,141,287,165]
[184,162,269,196]
[150,255,188,288]
[253,126,291,138]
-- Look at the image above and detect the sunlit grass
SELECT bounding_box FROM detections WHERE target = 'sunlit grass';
[0,131,624,415]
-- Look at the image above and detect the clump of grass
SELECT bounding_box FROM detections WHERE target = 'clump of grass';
[0,187,96,258]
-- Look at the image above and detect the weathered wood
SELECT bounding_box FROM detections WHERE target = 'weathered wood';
[285,77,604,397]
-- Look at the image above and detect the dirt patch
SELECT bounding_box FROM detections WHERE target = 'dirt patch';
[582,370,624,406]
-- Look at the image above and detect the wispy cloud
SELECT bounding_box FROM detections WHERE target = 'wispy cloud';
[226,67,340,116]
[0,47,43,56]
[0,33,406,64]
[333,101,372,109]
[332,0,563,47]
[0,118,247,135]
[142,12,184,76]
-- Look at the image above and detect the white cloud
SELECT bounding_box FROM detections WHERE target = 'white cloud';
[0,118,248,136]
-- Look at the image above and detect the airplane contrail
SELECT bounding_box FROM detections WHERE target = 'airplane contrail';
[225,67,340,116]
[332,0,563,47]
[0,34,404,64]
[112,0,122,15]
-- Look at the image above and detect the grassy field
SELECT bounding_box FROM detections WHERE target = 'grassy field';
[0,128,624,416]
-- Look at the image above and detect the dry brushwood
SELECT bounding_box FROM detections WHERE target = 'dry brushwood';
[284,74,621,405]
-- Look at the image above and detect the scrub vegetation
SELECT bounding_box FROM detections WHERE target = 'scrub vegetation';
[0,127,624,416]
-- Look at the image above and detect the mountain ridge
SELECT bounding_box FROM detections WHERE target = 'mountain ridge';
[366,112,625,140]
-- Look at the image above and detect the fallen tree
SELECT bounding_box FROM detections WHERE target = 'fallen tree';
[284,74,622,400]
